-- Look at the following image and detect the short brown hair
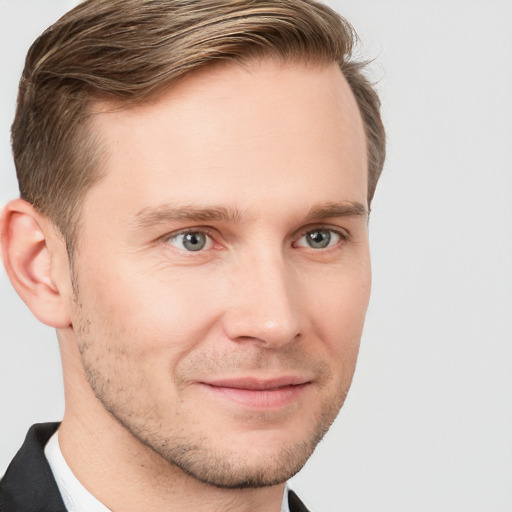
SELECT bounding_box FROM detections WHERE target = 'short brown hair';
[12,0,385,245]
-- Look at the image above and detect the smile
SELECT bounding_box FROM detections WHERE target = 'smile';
[199,376,311,409]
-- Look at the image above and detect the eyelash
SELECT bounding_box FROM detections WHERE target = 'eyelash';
[163,228,217,253]
[162,226,348,253]
[293,226,347,250]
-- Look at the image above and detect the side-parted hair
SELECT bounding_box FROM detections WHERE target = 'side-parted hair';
[12,0,385,246]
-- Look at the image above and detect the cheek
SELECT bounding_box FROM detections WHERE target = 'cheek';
[306,259,371,353]
[74,254,222,362]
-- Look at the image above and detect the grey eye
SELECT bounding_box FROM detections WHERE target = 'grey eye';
[168,232,212,251]
[296,229,341,249]
[306,230,331,248]
[182,232,206,251]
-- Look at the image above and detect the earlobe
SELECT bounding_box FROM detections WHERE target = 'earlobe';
[1,199,72,328]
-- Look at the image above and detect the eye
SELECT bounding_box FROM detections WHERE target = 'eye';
[167,231,213,252]
[295,228,342,249]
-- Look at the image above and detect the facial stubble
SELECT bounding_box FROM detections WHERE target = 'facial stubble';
[71,283,353,489]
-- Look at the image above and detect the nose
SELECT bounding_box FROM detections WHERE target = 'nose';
[221,251,303,349]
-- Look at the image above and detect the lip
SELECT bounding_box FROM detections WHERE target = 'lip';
[199,376,312,409]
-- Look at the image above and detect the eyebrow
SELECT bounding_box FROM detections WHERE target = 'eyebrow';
[132,204,244,228]
[304,201,368,221]
[131,200,368,229]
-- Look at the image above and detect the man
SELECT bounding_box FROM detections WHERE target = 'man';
[0,0,385,510]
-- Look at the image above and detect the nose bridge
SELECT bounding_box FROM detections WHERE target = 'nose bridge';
[224,245,302,347]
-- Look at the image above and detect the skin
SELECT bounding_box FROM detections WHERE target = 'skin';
[1,59,370,512]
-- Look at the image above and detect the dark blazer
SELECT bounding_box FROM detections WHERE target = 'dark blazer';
[0,423,310,512]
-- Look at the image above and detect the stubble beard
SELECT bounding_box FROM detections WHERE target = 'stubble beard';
[79,346,347,489]
[71,288,352,489]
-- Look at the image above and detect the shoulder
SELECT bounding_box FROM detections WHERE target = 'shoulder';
[0,423,67,512]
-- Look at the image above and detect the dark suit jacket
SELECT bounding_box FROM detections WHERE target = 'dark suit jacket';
[0,423,310,512]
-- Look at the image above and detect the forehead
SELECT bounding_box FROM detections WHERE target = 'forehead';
[84,60,367,222]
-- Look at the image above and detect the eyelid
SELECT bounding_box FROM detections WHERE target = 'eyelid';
[295,224,349,240]
[158,224,348,252]
[292,225,348,249]
[163,226,215,240]
[161,226,219,252]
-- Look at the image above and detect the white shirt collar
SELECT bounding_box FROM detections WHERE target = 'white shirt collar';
[281,484,291,512]
[44,430,111,512]
[45,430,290,512]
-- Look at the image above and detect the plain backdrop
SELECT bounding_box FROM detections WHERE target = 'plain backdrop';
[1,1,511,511]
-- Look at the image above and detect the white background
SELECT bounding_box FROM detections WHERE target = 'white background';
[1,1,511,511]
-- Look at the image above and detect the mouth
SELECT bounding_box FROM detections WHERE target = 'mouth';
[199,376,312,409]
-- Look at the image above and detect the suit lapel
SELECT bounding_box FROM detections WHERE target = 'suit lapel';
[288,488,311,512]
[0,423,67,512]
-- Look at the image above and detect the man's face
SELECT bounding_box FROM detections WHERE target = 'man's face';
[66,60,370,487]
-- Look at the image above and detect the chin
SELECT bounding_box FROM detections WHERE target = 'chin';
[137,410,336,489]
[163,438,317,489]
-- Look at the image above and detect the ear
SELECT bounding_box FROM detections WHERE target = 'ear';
[1,199,72,328]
